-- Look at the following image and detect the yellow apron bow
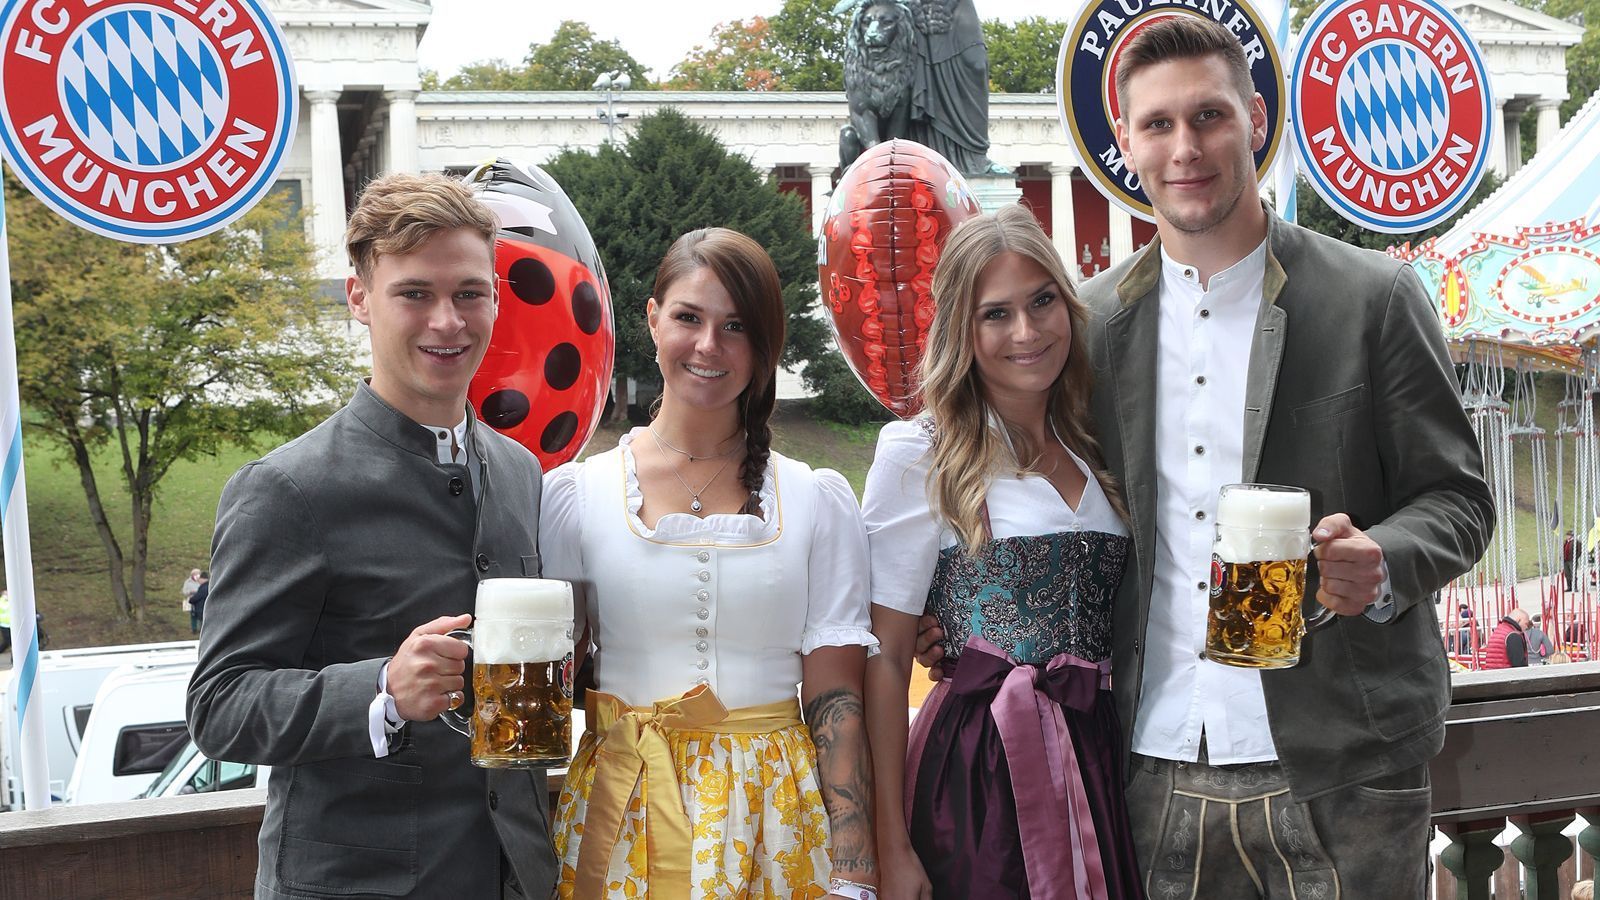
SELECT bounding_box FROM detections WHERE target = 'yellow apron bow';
[573,685,803,899]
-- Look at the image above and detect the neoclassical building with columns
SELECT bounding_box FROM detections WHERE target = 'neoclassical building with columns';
[270,0,1583,284]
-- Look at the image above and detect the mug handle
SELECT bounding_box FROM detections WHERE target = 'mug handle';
[437,628,474,736]
[1305,537,1339,631]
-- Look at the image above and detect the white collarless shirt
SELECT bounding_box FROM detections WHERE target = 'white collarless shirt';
[1130,239,1281,766]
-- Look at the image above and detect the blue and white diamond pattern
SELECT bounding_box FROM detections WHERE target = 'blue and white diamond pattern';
[56,8,227,170]
[1336,42,1449,174]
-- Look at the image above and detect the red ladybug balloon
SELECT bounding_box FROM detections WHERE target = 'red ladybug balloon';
[466,159,615,470]
[817,140,981,418]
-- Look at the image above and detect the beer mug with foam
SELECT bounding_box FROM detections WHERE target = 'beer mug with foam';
[440,578,575,767]
[1203,484,1334,669]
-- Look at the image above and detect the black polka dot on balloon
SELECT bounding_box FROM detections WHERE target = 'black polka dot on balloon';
[572,280,603,334]
[480,389,530,428]
[508,258,555,305]
[540,411,579,454]
[545,343,582,391]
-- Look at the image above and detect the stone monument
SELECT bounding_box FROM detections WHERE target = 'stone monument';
[837,0,1017,211]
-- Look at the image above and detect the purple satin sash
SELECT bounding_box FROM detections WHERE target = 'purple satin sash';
[921,635,1113,900]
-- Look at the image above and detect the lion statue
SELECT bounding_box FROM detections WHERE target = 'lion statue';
[838,0,917,171]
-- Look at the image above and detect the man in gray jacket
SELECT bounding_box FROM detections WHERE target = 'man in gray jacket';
[1090,16,1492,898]
[188,173,556,899]
[918,15,1490,898]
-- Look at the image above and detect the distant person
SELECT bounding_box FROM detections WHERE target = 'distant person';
[1484,608,1531,669]
[1547,651,1573,665]
[188,573,209,635]
[1526,613,1556,664]
[181,568,202,612]
[1573,878,1594,900]
[187,173,556,899]
[0,588,10,654]
[1562,531,1577,591]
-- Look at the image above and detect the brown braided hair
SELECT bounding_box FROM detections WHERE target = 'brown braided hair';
[650,228,786,513]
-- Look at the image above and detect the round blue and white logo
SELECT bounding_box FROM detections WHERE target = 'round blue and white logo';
[1291,0,1492,233]
[58,8,231,171]
[1,0,297,244]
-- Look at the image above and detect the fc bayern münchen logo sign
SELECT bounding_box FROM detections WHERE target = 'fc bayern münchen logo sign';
[1291,0,1492,233]
[0,0,297,243]
[1057,0,1287,222]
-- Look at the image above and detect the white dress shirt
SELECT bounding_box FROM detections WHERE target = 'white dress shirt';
[1129,241,1282,765]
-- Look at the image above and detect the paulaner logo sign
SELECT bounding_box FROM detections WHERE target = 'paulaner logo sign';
[0,0,297,243]
[1290,0,1492,233]
[1058,0,1287,222]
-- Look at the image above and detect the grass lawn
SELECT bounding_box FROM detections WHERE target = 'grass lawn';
[5,401,890,651]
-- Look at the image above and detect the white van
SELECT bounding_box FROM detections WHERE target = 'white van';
[140,738,270,799]
[0,640,197,810]
[61,658,196,806]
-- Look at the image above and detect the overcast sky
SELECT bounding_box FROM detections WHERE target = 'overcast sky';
[416,0,1052,81]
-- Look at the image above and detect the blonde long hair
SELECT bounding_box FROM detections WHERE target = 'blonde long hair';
[919,205,1124,553]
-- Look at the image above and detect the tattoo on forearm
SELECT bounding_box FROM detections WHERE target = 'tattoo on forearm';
[805,687,877,876]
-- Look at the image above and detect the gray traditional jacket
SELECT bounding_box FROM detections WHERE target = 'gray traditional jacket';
[1082,209,1494,800]
[188,382,556,898]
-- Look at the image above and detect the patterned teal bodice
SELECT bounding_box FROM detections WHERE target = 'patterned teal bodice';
[928,530,1130,666]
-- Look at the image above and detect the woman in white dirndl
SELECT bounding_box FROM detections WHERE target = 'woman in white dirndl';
[540,227,880,899]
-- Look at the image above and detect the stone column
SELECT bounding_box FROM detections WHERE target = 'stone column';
[1488,98,1508,178]
[357,135,377,189]
[386,89,419,174]
[1505,103,1525,173]
[1108,203,1135,265]
[809,164,834,235]
[306,89,347,276]
[1535,100,1563,154]
[1049,164,1078,278]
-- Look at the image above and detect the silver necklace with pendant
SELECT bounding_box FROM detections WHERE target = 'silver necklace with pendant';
[650,427,738,513]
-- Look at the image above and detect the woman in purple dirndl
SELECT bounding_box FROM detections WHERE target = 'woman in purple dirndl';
[863,206,1144,900]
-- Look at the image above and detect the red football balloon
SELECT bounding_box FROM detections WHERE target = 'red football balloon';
[817,140,982,418]
[466,159,615,470]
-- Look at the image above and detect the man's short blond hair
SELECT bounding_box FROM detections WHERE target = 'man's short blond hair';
[1572,879,1593,900]
[344,173,497,281]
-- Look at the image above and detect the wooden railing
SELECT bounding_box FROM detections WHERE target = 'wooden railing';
[3,664,1598,899]
[1432,660,1600,899]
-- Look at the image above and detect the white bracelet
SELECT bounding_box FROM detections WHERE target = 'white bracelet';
[829,878,879,900]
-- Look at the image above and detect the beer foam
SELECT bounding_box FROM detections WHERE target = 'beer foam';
[474,579,574,663]
[1214,525,1311,563]
[1217,485,1309,531]
[476,578,572,622]
[476,622,573,664]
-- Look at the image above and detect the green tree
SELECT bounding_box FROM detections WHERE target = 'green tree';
[427,20,650,91]
[426,59,541,91]
[6,179,354,620]
[666,0,847,91]
[765,0,849,91]
[541,109,827,416]
[1290,172,1504,251]
[983,17,1067,93]
[667,19,782,91]
[524,20,651,91]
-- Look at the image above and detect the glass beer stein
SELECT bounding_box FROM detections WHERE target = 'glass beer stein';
[441,578,575,767]
[1202,484,1334,669]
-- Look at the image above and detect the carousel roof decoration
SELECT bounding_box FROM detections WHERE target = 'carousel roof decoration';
[1390,89,1600,364]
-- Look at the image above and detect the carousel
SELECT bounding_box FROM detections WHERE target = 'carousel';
[1391,90,1600,668]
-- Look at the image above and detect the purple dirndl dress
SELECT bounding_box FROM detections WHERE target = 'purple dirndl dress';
[905,529,1144,900]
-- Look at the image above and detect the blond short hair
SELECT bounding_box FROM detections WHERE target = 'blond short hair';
[344,173,497,281]
[1573,879,1593,900]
